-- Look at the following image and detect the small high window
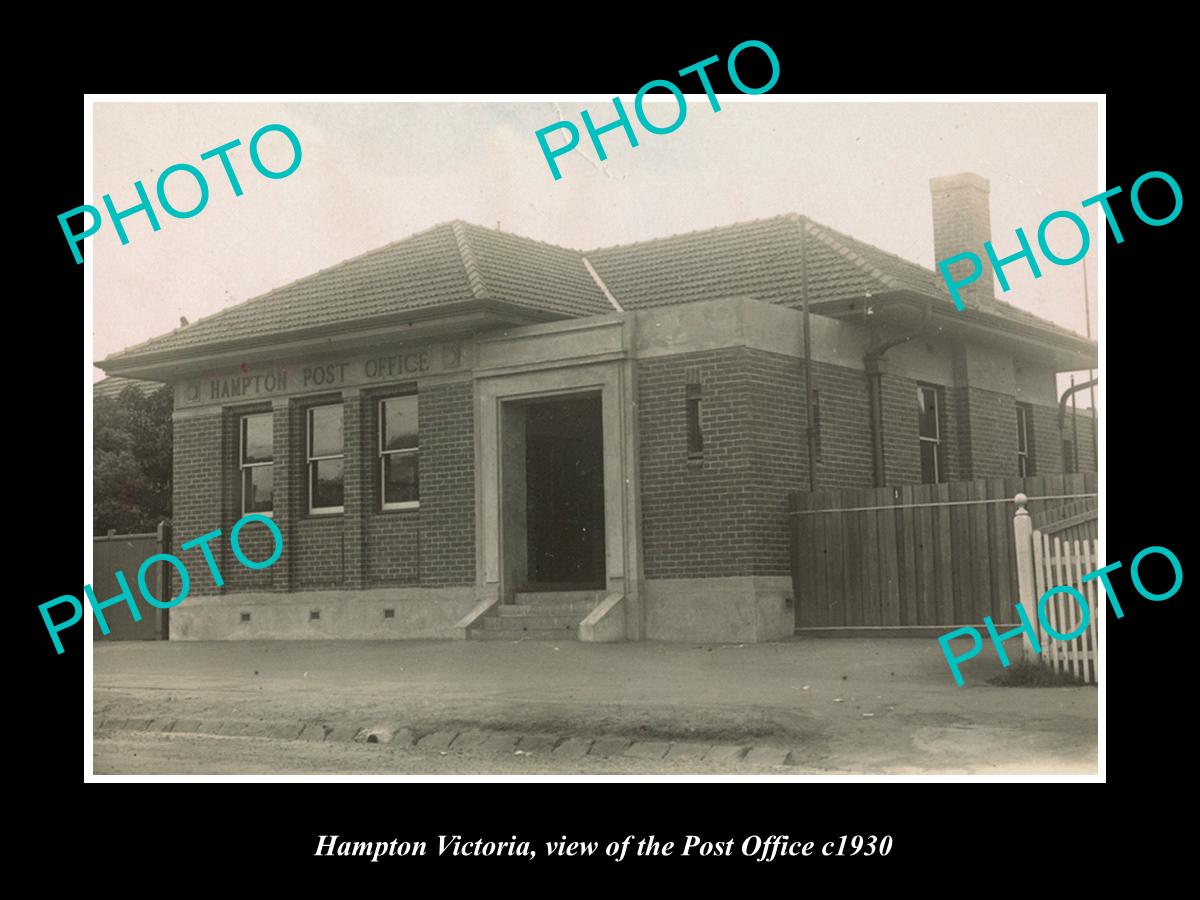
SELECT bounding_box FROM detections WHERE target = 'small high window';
[686,382,703,459]
[1016,402,1035,476]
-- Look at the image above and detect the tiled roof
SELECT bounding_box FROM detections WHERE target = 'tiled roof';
[104,213,1091,366]
[588,216,809,308]
[104,221,612,361]
[587,214,1090,342]
[803,219,1088,339]
[93,376,165,400]
[586,215,933,308]
[454,223,613,319]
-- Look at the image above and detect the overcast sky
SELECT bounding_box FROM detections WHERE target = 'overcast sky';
[92,99,1099,396]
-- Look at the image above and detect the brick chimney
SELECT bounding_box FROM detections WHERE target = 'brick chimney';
[930,172,993,300]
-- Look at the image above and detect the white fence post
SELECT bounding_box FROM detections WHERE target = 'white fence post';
[1012,493,1038,662]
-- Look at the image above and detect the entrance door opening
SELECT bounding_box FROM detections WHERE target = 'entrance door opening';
[525,394,606,589]
[500,393,606,594]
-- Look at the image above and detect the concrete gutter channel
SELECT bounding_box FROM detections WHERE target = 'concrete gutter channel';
[93,717,799,767]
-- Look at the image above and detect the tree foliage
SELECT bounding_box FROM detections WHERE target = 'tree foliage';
[93,384,173,534]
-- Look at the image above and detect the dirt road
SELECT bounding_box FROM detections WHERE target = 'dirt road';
[92,637,1098,775]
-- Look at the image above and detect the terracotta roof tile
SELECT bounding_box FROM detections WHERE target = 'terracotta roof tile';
[456,222,612,319]
[588,214,1090,343]
[103,213,1091,366]
[93,376,165,400]
[105,221,610,362]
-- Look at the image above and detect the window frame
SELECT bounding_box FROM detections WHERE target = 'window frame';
[239,412,274,518]
[1016,401,1034,477]
[307,403,345,516]
[379,395,420,511]
[917,383,944,484]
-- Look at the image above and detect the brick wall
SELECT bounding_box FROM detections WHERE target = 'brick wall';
[828,370,976,489]
[963,387,1021,478]
[639,348,881,579]
[1070,415,1098,473]
[171,342,1090,596]
[1029,403,1063,474]
[735,353,1094,577]
[641,348,961,579]
[293,516,344,588]
[952,389,1098,479]
[366,512,421,584]
[270,399,296,591]
[171,379,477,597]
[634,341,1095,580]
[811,362,874,490]
[342,391,367,590]
[638,349,756,579]
[173,406,282,596]
[944,386,971,482]
[172,411,224,595]
[1031,403,1097,475]
[743,350,805,577]
[931,173,995,300]
[879,372,922,485]
[416,380,476,586]
[222,525,277,591]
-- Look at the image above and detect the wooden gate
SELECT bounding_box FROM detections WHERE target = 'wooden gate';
[1013,496,1100,683]
[92,521,172,641]
[789,474,1097,630]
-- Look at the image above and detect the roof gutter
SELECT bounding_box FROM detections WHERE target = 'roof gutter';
[810,292,1098,368]
[96,297,562,377]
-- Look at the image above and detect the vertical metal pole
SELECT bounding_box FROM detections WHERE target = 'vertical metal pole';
[1070,374,1079,473]
[1082,263,1097,466]
[800,218,817,492]
[868,369,885,487]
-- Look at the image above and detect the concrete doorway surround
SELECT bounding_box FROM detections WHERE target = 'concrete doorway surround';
[475,346,644,639]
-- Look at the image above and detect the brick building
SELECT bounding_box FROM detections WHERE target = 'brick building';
[96,173,1097,643]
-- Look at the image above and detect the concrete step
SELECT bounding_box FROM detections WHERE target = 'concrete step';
[497,602,595,617]
[469,627,578,641]
[470,592,598,641]
[482,615,580,630]
[513,590,605,605]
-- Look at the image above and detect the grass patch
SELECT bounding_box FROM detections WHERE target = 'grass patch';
[988,661,1091,688]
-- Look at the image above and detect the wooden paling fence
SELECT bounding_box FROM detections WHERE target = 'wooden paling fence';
[1013,495,1100,683]
[789,473,1098,630]
[92,521,173,641]
[1030,497,1098,542]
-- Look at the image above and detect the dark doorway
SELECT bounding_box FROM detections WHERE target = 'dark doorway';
[523,394,606,589]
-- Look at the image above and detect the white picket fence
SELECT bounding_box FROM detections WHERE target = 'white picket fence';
[1013,494,1100,684]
